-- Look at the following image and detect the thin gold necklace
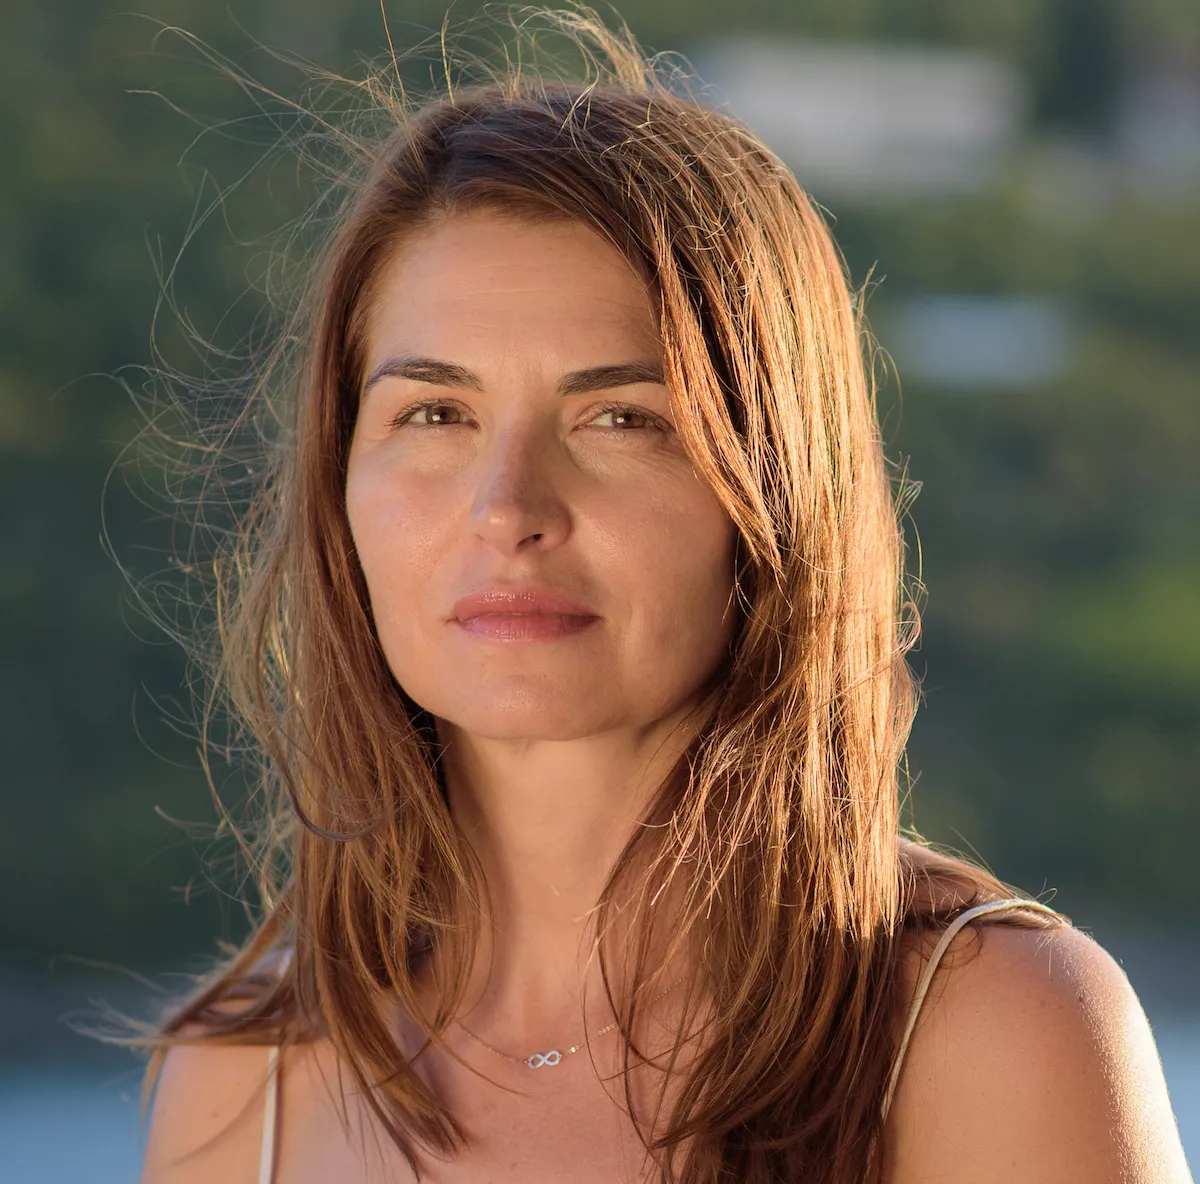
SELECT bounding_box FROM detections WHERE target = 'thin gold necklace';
[455,984,676,1069]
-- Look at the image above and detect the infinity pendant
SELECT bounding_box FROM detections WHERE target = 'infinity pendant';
[526,1050,562,1068]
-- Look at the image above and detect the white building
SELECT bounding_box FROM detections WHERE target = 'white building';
[690,38,1025,202]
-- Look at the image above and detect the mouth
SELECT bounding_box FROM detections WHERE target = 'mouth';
[450,585,598,622]
[453,612,600,642]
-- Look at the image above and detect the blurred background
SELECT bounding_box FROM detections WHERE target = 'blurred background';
[2,1,1197,1178]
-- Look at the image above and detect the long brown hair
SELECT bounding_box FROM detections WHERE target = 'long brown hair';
[142,7,1059,1181]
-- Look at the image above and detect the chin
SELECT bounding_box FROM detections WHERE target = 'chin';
[401,673,623,743]
[455,717,611,743]
[444,697,627,743]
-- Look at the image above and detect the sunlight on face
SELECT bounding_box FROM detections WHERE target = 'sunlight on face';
[346,210,738,742]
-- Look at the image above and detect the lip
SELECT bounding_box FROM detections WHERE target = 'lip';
[450,586,599,622]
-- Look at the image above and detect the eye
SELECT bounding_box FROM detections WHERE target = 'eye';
[584,402,670,432]
[390,400,468,428]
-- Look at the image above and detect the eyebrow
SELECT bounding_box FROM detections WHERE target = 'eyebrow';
[362,355,666,397]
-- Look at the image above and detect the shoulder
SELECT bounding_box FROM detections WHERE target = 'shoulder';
[141,1037,277,1184]
[142,954,296,1184]
[142,1027,361,1184]
[884,918,1192,1183]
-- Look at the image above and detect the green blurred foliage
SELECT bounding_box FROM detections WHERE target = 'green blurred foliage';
[1,0,1197,969]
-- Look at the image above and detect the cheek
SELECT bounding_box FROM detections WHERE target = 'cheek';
[599,483,737,650]
[345,460,441,644]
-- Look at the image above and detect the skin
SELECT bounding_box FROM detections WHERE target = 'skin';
[141,213,1193,1184]
[885,916,1193,1184]
[346,210,740,1050]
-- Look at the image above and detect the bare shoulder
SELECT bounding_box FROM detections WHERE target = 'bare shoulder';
[884,919,1193,1184]
[141,1037,276,1184]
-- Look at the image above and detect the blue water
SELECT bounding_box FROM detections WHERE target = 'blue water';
[1161,1018,1200,1169]
[1,1068,145,1183]
[3,1019,1197,1182]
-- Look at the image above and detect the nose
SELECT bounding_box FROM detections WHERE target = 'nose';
[467,420,571,556]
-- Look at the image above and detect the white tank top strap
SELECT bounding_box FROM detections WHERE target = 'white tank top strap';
[259,1044,282,1184]
[880,896,1061,1123]
[258,945,292,1184]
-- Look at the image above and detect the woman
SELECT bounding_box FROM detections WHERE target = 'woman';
[139,11,1191,1184]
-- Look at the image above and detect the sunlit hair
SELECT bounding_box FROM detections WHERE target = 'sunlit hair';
[142,7,1059,1182]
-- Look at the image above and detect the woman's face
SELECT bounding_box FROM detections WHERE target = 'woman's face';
[346,210,738,742]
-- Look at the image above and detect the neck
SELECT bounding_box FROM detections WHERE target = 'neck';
[428,706,702,1051]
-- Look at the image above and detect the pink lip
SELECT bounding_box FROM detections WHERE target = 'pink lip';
[456,613,599,641]
[450,587,600,643]
[451,586,598,622]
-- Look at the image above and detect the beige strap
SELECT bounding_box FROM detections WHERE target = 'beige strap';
[258,946,293,1184]
[259,1043,281,1184]
[880,897,1061,1122]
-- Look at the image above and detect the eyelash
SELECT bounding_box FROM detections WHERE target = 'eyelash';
[388,398,671,433]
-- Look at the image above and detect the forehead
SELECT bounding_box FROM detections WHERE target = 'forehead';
[363,211,662,361]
